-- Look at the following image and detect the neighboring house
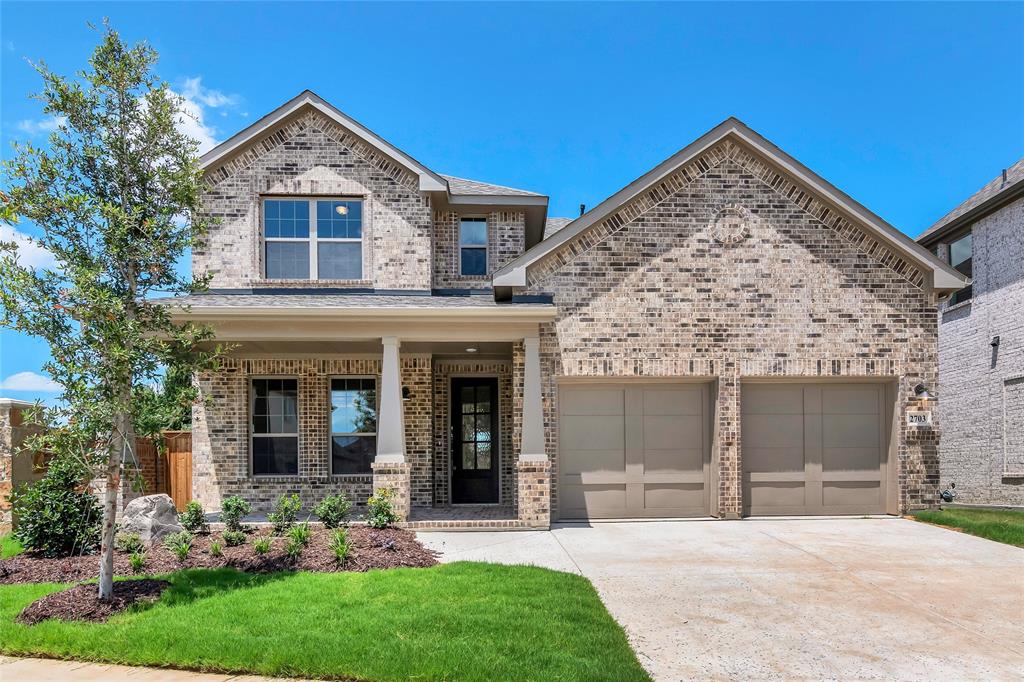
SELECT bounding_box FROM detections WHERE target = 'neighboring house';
[917,161,1024,506]
[170,90,966,527]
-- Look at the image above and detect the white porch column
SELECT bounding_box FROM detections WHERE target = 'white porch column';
[520,336,546,461]
[376,336,405,463]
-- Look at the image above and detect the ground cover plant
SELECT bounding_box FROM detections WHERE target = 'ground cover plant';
[911,507,1024,547]
[0,563,649,681]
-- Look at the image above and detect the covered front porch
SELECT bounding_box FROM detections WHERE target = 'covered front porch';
[181,296,555,529]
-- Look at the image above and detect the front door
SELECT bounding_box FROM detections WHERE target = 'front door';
[451,377,499,504]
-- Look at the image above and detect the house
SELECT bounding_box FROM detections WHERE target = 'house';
[170,90,967,527]
[917,161,1024,506]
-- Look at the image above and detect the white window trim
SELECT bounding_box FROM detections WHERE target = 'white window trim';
[262,196,365,281]
[458,215,489,277]
[329,375,379,476]
[250,375,300,477]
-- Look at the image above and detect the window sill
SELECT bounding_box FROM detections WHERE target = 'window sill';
[942,299,972,315]
[254,279,373,287]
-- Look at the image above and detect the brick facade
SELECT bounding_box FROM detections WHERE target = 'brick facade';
[932,197,1024,504]
[433,211,526,289]
[521,140,940,517]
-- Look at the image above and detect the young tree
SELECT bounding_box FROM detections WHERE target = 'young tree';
[0,23,222,600]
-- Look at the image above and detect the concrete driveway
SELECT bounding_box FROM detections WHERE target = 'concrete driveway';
[418,518,1024,681]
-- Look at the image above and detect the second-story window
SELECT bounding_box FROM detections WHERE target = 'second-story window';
[263,198,363,280]
[949,231,972,305]
[459,217,488,276]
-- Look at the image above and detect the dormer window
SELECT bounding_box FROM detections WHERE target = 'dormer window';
[459,217,488,276]
[263,198,363,280]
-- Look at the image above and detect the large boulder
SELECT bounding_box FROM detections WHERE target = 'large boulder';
[121,494,183,543]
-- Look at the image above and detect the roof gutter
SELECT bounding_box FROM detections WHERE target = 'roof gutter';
[917,177,1024,247]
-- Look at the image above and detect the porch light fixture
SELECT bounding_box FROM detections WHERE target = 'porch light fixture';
[335,204,348,216]
[465,347,478,353]
[402,386,412,401]
[914,383,936,401]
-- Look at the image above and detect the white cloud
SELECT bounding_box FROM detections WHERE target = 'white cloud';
[181,77,237,109]
[170,77,239,155]
[0,224,57,269]
[16,115,66,136]
[0,371,61,392]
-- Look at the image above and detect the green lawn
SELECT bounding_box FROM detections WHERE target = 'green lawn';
[0,562,648,682]
[912,507,1024,547]
[0,534,24,559]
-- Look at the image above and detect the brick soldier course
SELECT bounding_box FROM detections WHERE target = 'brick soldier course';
[170,91,967,528]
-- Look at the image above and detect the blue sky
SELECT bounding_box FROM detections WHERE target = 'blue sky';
[2,1,1023,404]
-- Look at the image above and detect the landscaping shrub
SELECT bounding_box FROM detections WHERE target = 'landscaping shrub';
[367,488,401,529]
[287,521,311,547]
[222,530,246,547]
[314,494,351,529]
[208,540,223,557]
[129,552,146,574]
[329,529,349,564]
[163,531,193,562]
[220,496,251,533]
[284,538,303,563]
[268,493,301,534]
[115,532,144,554]
[252,536,271,555]
[178,501,207,533]
[9,456,101,557]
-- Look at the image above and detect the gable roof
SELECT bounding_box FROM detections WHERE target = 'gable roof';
[917,158,1024,246]
[493,117,967,293]
[441,175,543,198]
[199,90,448,192]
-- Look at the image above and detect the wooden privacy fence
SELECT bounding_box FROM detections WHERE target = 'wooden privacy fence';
[133,430,192,511]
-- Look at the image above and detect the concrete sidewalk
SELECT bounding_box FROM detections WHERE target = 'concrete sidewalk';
[0,656,307,682]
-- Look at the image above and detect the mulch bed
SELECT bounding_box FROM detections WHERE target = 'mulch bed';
[17,579,171,624]
[0,526,438,585]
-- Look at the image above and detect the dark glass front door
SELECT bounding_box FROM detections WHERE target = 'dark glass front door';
[451,377,499,504]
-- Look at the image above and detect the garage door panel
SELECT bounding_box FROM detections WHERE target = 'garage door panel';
[743,385,804,414]
[743,447,804,473]
[823,414,879,448]
[560,389,624,416]
[743,414,804,448]
[822,387,879,414]
[558,383,709,519]
[642,389,702,416]
[561,415,624,451]
[747,481,805,509]
[823,447,881,472]
[643,414,703,449]
[823,481,880,507]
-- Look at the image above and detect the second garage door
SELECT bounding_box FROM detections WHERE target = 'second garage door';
[558,383,710,519]
[742,383,891,516]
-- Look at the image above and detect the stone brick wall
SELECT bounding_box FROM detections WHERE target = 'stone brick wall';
[432,211,526,289]
[432,359,514,506]
[192,354,434,513]
[197,110,434,291]
[520,139,940,517]
[516,460,550,527]
[934,197,1024,504]
[0,401,46,530]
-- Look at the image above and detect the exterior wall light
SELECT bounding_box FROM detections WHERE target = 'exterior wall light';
[402,386,412,402]
[914,383,936,401]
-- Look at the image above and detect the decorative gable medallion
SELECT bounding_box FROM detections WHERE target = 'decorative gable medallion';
[708,204,756,245]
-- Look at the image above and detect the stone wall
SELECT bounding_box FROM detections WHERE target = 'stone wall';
[0,400,45,530]
[934,197,1024,504]
[521,139,940,517]
[197,110,434,291]
[192,355,434,513]
[433,211,526,289]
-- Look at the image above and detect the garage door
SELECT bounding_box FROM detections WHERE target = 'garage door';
[742,383,889,516]
[558,383,710,519]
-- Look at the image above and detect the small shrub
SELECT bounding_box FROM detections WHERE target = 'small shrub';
[115,532,144,554]
[9,456,101,557]
[252,536,271,555]
[222,530,246,547]
[367,488,401,529]
[163,531,193,562]
[129,552,146,574]
[220,496,252,533]
[179,501,207,533]
[269,493,302,534]
[287,521,311,547]
[208,540,223,558]
[284,538,303,563]
[314,494,352,529]
[329,529,349,564]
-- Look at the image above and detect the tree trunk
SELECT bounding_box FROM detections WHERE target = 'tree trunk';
[98,409,132,601]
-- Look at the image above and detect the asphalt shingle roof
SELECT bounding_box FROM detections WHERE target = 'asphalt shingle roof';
[441,174,543,197]
[919,158,1024,242]
[543,217,574,239]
